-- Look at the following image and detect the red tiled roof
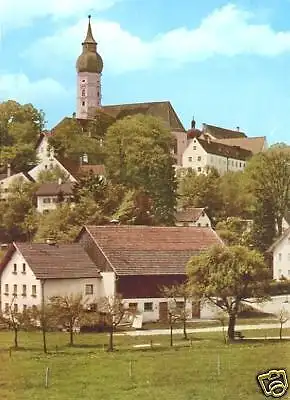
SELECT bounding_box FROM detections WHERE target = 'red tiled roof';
[175,208,205,223]
[0,243,101,279]
[35,182,74,196]
[82,225,222,275]
[204,124,247,139]
[198,138,252,160]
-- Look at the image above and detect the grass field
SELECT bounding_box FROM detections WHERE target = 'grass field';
[0,328,290,400]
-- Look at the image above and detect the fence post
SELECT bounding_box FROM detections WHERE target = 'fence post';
[45,367,50,388]
[129,360,133,378]
[217,355,220,376]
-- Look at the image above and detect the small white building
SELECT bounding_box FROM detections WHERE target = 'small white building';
[182,136,252,175]
[268,228,290,280]
[36,131,55,162]
[35,182,75,214]
[0,242,114,314]
[0,168,33,201]
[175,207,211,227]
[28,156,77,183]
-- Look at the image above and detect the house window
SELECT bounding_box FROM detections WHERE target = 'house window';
[22,263,26,274]
[197,223,201,227]
[4,284,8,294]
[14,304,18,313]
[144,302,153,312]
[82,79,86,83]
[85,284,94,295]
[13,284,17,296]
[81,89,86,97]
[22,285,27,296]
[43,198,51,204]
[23,305,27,312]
[240,162,242,167]
[278,253,282,261]
[197,167,201,172]
[193,146,196,150]
[82,101,85,106]
[13,263,17,274]
[188,157,192,162]
[128,302,138,311]
[32,285,37,297]
[206,223,209,227]
[197,156,201,161]
[4,303,9,313]
[45,165,48,169]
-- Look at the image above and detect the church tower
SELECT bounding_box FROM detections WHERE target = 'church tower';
[76,15,103,119]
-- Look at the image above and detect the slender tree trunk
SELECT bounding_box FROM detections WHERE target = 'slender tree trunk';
[69,321,74,346]
[227,312,237,341]
[280,322,283,340]
[108,325,114,352]
[14,327,18,349]
[183,317,188,340]
[42,326,47,354]
[169,315,173,347]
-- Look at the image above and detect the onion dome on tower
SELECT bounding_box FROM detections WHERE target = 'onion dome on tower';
[76,15,103,74]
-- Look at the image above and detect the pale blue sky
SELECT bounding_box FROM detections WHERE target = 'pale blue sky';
[1,0,290,143]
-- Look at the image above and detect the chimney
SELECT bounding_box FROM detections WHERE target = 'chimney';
[191,116,196,129]
[7,163,11,178]
[236,126,240,132]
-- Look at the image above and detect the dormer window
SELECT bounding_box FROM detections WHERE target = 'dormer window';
[81,89,86,97]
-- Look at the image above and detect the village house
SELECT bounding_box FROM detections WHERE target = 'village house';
[76,225,223,322]
[0,242,108,315]
[35,181,75,213]
[0,165,33,201]
[182,136,252,175]
[267,227,290,280]
[175,207,211,227]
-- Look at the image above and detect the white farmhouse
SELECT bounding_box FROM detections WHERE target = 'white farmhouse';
[182,136,252,175]
[28,156,77,183]
[0,242,114,314]
[268,228,290,280]
[0,167,33,201]
[35,182,75,214]
[175,207,211,227]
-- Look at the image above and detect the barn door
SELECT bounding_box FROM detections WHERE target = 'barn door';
[159,302,168,323]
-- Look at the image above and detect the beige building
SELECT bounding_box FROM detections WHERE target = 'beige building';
[175,207,211,227]
[35,182,75,214]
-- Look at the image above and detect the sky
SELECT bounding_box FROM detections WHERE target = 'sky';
[1,0,290,144]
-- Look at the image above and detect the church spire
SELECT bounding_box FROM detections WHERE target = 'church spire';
[83,15,96,44]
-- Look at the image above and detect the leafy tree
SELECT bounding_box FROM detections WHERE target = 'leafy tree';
[49,294,87,346]
[37,165,70,183]
[0,100,44,172]
[215,217,253,246]
[246,149,290,238]
[0,180,37,241]
[104,114,177,225]
[113,188,154,225]
[251,194,276,252]
[49,118,104,163]
[160,282,192,340]
[187,245,270,341]
[177,168,222,223]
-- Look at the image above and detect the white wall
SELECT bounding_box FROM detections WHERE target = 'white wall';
[176,212,211,228]
[182,138,208,173]
[100,272,115,298]
[77,72,101,119]
[37,195,72,213]
[1,250,41,313]
[272,234,290,280]
[28,157,77,182]
[123,297,193,323]
[0,174,31,200]
[44,277,102,304]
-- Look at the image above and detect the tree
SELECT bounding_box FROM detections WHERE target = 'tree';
[0,297,34,349]
[31,303,55,354]
[104,114,177,225]
[98,295,132,351]
[37,165,70,183]
[0,100,44,172]
[160,283,192,340]
[177,168,222,224]
[49,118,104,163]
[215,217,253,246]
[49,294,86,346]
[187,245,270,341]
[246,149,290,238]
[276,308,289,340]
